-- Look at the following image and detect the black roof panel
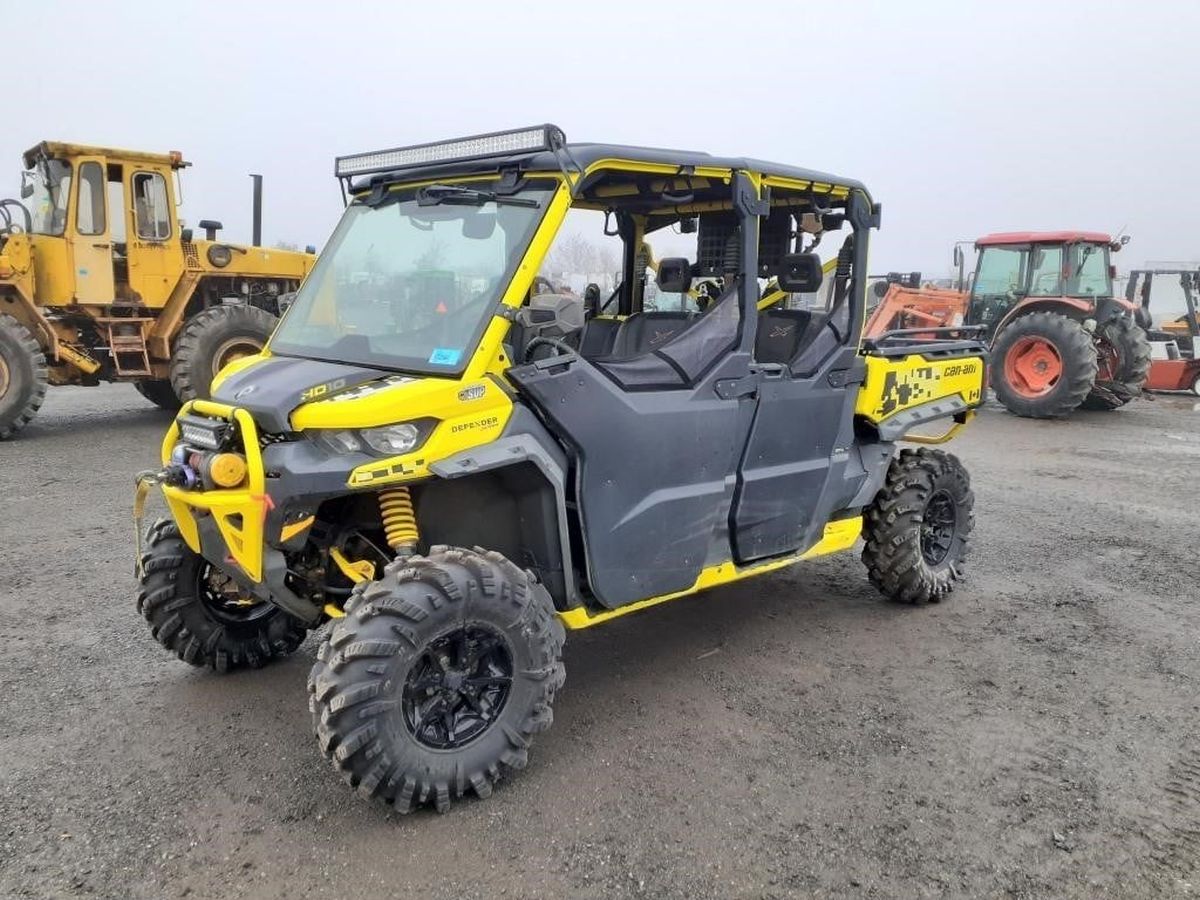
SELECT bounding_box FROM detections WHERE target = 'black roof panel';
[349,141,869,199]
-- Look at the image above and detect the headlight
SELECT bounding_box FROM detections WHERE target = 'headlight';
[361,423,420,455]
[309,420,431,457]
[313,429,363,454]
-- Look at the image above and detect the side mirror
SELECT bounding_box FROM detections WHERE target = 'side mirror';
[19,172,34,199]
[656,257,692,294]
[777,252,823,293]
[952,246,963,267]
[180,228,193,242]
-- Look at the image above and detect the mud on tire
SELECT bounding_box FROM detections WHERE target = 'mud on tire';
[0,313,48,440]
[308,546,566,814]
[1083,317,1151,411]
[137,518,308,672]
[170,304,277,403]
[862,448,974,604]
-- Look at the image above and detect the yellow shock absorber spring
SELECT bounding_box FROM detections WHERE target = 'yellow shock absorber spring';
[379,486,419,556]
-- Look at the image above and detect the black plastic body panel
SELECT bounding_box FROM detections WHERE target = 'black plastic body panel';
[730,347,864,562]
[511,353,754,609]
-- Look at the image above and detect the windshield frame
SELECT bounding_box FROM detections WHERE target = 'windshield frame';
[25,158,73,237]
[972,240,1114,300]
[269,177,559,377]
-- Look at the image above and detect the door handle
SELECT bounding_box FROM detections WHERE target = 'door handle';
[92,243,111,249]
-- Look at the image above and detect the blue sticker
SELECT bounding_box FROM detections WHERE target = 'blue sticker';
[428,347,462,366]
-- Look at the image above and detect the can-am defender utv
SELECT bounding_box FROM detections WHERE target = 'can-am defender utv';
[135,125,987,813]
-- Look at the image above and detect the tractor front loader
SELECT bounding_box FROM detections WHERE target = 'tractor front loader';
[0,142,317,439]
[865,232,1150,418]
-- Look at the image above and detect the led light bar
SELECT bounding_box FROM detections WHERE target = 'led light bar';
[178,415,230,451]
[335,124,565,179]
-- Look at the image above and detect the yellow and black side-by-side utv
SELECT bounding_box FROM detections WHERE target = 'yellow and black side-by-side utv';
[135,125,987,813]
[0,142,316,438]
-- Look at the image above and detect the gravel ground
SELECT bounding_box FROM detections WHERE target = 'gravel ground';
[1,384,1198,899]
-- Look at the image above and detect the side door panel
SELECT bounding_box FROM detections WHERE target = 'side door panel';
[67,157,115,303]
[511,353,753,609]
[731,345,862,563]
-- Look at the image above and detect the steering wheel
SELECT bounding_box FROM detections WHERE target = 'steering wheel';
[0,199,31,236]
[522,336,576,363]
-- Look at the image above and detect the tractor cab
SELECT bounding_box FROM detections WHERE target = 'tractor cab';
[966,232,1121,340]
[11,141,189,308]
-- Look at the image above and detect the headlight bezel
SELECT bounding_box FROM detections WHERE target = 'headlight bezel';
[308,418,436,458]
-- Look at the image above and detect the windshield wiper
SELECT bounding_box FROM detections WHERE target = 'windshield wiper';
[1073,244,1095,277]
[416,184,539,208]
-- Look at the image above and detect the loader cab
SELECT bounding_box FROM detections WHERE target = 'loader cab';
[967,232,1116,339]
[19,142,187,308]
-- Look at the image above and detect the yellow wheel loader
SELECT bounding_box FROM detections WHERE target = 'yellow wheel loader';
[0,142,317,438]
[134,125,987,813]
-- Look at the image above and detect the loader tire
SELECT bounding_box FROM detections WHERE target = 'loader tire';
[170,305,277,403]
[0,313,48,440]
[309,546,566,814]
[991,312,1097,418]
[862,448,974,604]
[136,518,308,672]
[1082,318,1151,410]
[134,379,181,411]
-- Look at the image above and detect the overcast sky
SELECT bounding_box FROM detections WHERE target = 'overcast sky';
[6,0,1198,279]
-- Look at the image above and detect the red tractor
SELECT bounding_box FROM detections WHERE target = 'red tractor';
[866,232,1150,418]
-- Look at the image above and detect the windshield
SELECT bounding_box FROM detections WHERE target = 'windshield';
[1065,242,1111,297]
[270,183,554,374]
[25,159,72,236]
[974,246,1027,296]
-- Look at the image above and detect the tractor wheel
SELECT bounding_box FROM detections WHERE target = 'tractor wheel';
[1082,318,1151,411]
[137,519,308,672]
[170,305,277,403]
[309,546,566,814]
[862,448,974,604]
[1192,371,1200,397]
[991,312,1097,418]
[0,313,48,440]
[134,379,181,411]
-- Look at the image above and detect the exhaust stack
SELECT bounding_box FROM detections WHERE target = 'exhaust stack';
[250,173,263,247]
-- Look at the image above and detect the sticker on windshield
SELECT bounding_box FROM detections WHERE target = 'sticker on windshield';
[428,348,462,366]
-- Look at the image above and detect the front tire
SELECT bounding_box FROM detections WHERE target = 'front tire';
[0,313,48,440]
[136,519,308,672]
[308,546,566,814]
[134,378,181,411]
[862,448,974,604]
[170,305,277,403]
[1083,317,1151,410]
[991,312,1097,418]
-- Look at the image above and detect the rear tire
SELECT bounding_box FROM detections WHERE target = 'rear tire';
[862,448,974,604]
[991,312,1096,418]
[1083,317,1151,410]
[0,313,48,440]
[134,379,181,411]
[170,305,277,403]
[136,519,308,672]
[308,546,566,814]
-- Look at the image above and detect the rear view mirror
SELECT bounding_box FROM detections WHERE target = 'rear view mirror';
[656,257,692,293]
[583,283,601,318]
[19,172,34,200]
[462,212,496,240]
[952,245,964,267]
[777,253,823,293]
